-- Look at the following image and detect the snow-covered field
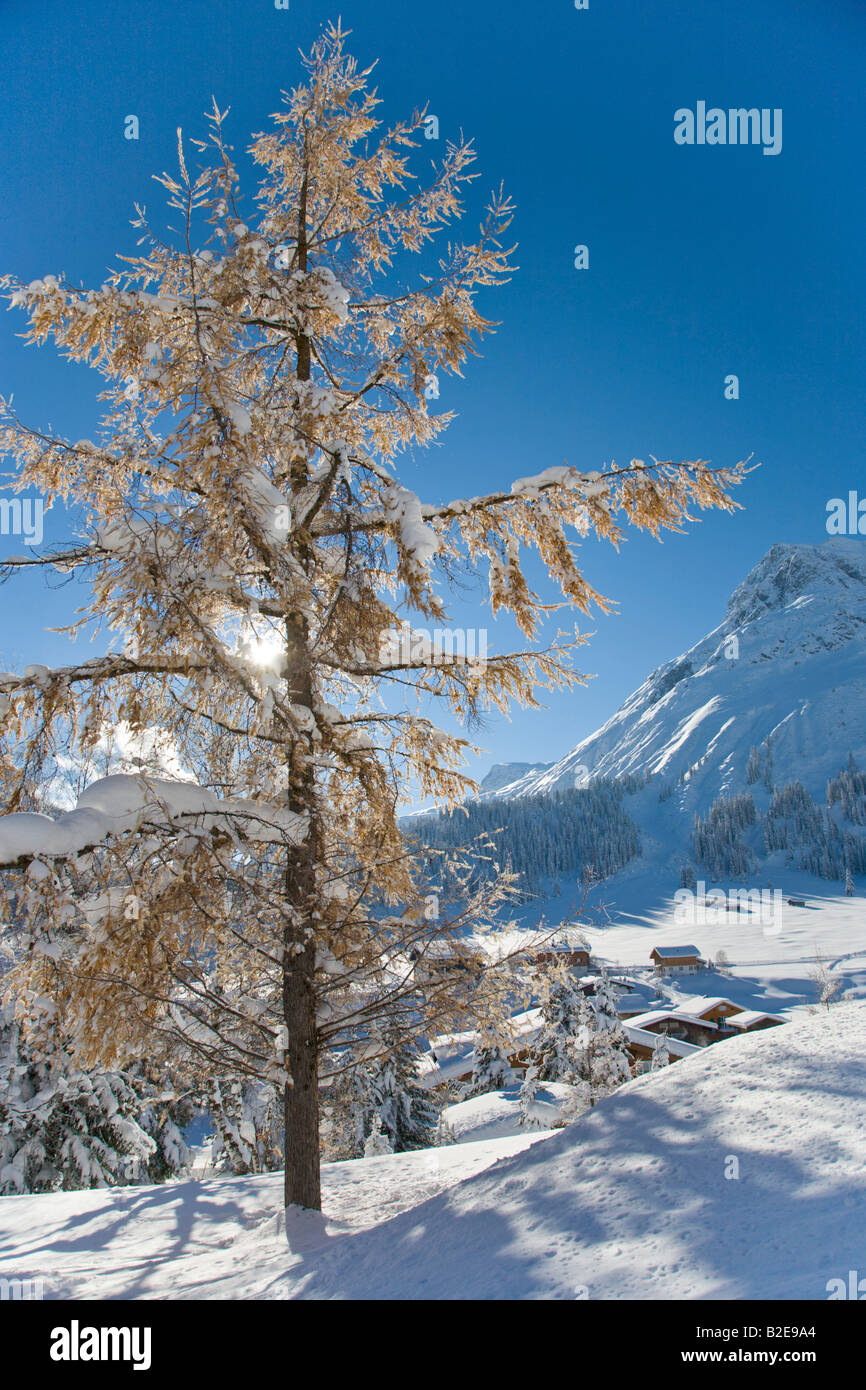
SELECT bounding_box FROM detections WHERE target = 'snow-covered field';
[491,884,865,1026]
[580,883,866,1020]
[3,1003,864,1300]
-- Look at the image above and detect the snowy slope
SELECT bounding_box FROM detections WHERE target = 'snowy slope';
[490,539,866,815]
[277,1002,866,1300]
[0,1131,549,1301]
[3,1004,865,1300]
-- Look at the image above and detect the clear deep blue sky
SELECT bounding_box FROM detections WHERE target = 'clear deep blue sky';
[1,0,863,779]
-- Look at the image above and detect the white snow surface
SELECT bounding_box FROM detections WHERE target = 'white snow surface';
[443,1084,573,1143]
[0,1133,547,1301]
[2,1003,864,1299]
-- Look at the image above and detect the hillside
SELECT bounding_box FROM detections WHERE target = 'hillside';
[1,1004,862,1300]
[291,1002,865,1300]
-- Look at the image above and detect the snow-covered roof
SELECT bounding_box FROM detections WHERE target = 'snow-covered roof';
[507,1008,544,1041]
[650,945,702,959]
[471,928,590,962]
[623,1024,701,1059]
[428,1029,476,1055]
[726,1010,786,1029]
[677,996,743,1017]
[615,993,655,1013]
[628,1009,718,1032]
[419,1029,477,1089]
[443,1084,573,1143]
[420,1009,545,1090]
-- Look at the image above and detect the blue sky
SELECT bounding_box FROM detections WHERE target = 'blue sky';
[1,0,863,782]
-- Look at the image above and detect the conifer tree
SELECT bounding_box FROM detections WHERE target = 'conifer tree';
[464,1039,515,1098]
[351,1029,439,1154]
[579,970,632,1103]
[0,1001,188,1193]
[528,965,588,1083]
[0,25,746,1210]
[207,1074,283,1175]
[363,1115,393,1157]
[518,1063,542,1128]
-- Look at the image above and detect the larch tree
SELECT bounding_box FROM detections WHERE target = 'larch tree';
[0,24,747,1212]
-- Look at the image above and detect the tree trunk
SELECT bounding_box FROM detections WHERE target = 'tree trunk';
[281,606,321,1211]
[282,924,321,1210]
[282,147,321,1212]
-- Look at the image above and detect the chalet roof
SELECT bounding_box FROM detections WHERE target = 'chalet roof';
[420,1008,545,1090]
[417,1047,473,1090]
[615,993,655,1013]
[726,1010,786,1028]
[473,927,589,964]
[628,1009,718,1032]
[623,1024,701,1059]
[677,996,743,1017]
[651,945,702,959]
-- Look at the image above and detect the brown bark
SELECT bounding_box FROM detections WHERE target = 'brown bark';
[282,893,321,1210]
[281,609,321,1210]
[282,147,321,1211]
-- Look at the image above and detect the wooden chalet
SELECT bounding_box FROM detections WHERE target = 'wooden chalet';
[677,996,744,1027]
[650,945,704,975]
[627,1009,720,1048]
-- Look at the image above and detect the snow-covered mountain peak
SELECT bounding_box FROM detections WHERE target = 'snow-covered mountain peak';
[485,538,866,810]
[725,538,866,629]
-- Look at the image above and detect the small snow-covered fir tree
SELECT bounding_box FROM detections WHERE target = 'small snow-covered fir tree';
[132,1075,193,1184]
[650,1033,671,1070]
[208,1075,283,1175]
[521,960,631,1120]
[433,1111,456,1147]
[464,1041,515,1098]
[518,1064,542,1128]
[579,971,633,1103]
[845,867,855,897]
[352,1031,439,1154]
[528,965,588,1083]
[0,1002,188,1194]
